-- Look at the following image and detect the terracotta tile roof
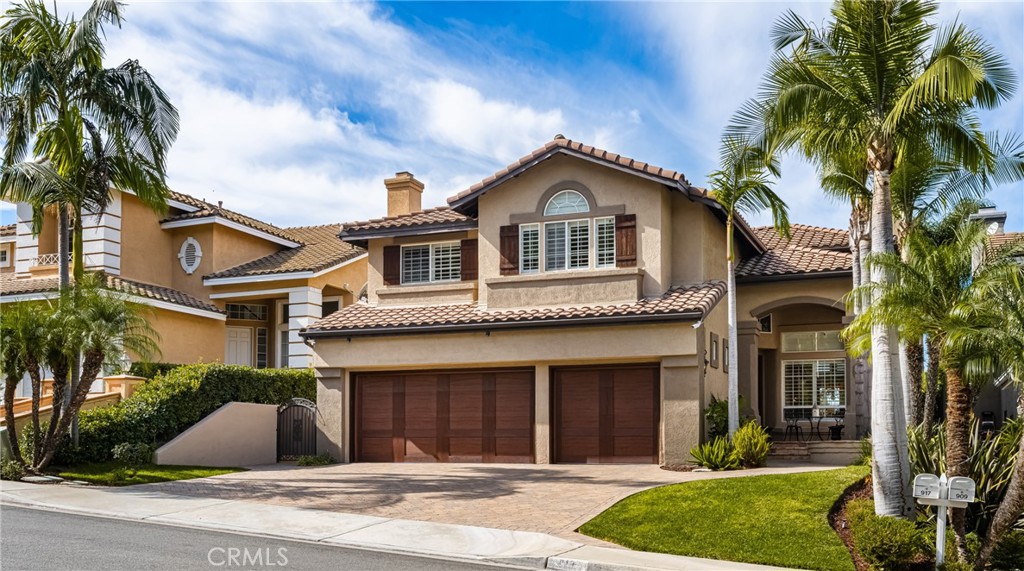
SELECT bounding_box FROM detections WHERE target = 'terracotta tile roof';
[205,224,365,279]
[340,207,476,238]
[0,224,14,237]
[753,224,849,251]
[304,281,725,337]
[0,273,223,314]
[735,246,852,279]
[162,192,298,243]
[448,135,692,207]
[990,232,1023,251]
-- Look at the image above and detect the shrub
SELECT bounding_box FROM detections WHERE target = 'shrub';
[112,442,152,476]
[1,459,24,481]
[18,425,42,465]
[856,436,872,466]
[731,422,770,468]
[938,560,973,571]
[847,498,928,570]
[128,362,182,378]
[296,453,335,466]
[110,467,129,482]
[992,530,1024,571]
[690,437,739,470]
[60,364,315,464]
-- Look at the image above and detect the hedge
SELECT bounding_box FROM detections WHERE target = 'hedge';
[127,362,182,378]
[58,364,315,464]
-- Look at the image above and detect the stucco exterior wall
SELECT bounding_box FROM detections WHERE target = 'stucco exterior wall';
[366,230,475,306]
[142,307,225,364]
[736,276,851,320]
[155,402,277,467]
[476,155,674,307]
[0,242,13,273]
[120,193,175,286]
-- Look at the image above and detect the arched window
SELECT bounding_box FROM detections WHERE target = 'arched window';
[544,190,589,216]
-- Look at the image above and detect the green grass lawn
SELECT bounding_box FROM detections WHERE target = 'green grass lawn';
[57,462,244,486]
[579,466,868,571]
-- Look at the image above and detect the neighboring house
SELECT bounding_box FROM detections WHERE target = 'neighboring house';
[0,190,367,384]
[303,136,864,465]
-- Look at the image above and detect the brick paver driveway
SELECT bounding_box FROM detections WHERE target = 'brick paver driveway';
[141,463,835,539]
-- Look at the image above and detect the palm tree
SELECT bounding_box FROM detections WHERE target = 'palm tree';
[708,137,790,436]
[848,219,1020,560]
[0,0,178,284]
[0,301,50,464]
[732,0,1017,517]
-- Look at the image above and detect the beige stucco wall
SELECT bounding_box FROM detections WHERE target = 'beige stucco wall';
[155,402,277,467]
[141,307,225,364]
[476,155,675,306]
[670,196,729,287]
[485,268,642,309]
[366,230,475,306]
[120,193,176,286]
[736,276,851,320]
[0,242,15,273]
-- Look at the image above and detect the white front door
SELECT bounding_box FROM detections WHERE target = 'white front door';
[225,327,253,366]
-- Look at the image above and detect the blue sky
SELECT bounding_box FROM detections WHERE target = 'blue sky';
[2,1,1022,231]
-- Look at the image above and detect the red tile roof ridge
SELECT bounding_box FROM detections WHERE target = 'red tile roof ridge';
[342,206,456,228]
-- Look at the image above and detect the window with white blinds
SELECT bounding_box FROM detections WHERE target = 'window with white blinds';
[783,358,846,418]
[401,243,461,284]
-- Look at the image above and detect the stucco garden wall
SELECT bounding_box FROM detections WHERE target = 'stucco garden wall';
[155,402,277,467]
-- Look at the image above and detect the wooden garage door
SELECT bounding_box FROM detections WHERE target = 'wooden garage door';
[354,370,534,463]
[553,364,659,464]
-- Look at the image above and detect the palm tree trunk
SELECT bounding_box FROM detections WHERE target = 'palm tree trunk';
[899,341,913,425]
[37,349,103,470]
[726,219,739,438]
[849,211,862,315]
[923,337,940,438]
[57,205,70,288]
[858,212,871,313]
[976,420,1024,570]
[868,161,913,518]
[28,362,42,463]
[72,204,84,280]
[944,367,972,560]
[3,376,24,464]
[906,339,924,427]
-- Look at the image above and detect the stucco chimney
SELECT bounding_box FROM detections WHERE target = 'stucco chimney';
[384,172,424,217]
[968,205,1007,236]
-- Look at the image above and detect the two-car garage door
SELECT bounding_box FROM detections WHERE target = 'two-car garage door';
[353,364,659,464]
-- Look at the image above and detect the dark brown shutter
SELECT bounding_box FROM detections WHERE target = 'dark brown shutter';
[383,245,401,285]
[615,214,637,267]
[460,239,478,281]
[499,224,519,276]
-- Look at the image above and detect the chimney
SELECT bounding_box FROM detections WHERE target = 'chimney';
[968,205,1007,236]
[384,171,424,217]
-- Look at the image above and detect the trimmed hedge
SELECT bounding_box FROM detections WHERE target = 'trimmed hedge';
[59,364,315,464]
[127,362,182,378]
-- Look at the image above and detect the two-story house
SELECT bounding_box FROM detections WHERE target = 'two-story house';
[0,189,367,383]
[303,136,863,465]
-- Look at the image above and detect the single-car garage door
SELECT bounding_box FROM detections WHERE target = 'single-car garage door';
[354,369,534,463]
[553,364,659,464]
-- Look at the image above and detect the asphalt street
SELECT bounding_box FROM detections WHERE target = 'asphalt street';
[0,505,529,571]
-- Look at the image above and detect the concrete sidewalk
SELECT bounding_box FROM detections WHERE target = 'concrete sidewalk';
[1,479,795,571]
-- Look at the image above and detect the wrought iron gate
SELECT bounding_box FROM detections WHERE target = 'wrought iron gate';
[277,398,316,460]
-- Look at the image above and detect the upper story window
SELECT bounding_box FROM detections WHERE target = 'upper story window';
[519,216,615,274]
[782,330,844,352]
[402,242,461,284]
[544,190,590,215]
[226,303,268,321]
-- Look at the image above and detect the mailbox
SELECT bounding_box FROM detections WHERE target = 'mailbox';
[948,477,976,503]
[913,474,940,499]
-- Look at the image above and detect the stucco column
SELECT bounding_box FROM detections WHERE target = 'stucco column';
[534,364,550,464]
[737,320,760,422]
[288,287,322,368]
[661,355,703,466]
[315,367,346,462]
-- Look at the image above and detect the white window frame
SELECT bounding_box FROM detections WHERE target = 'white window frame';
[544,190,590,216]
[594,216,616,269]
[781,330,844,353]
[276,299,290,368]
[400,242,461,285]
[0,249,8,268]
[544,218,591,272]
[782,358,847,419]
[520,223,540,274]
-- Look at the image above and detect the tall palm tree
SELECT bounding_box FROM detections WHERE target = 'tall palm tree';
[848,219,1020,560]
[732,0,1017,517]
[0,0,178,283]
[708,137,790,436]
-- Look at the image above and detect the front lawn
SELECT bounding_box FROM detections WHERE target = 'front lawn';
[57,462,244,486]
[579,466,868,571]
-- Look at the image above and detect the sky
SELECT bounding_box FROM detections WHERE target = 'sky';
[1,0,1022,232]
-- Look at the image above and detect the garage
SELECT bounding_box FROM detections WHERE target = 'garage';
[553,364,660,464]
[353,369,534,462]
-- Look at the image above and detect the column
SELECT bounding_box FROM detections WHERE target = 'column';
[80,192,122,274]
[15,202,37,277]
[287,287,322,368]
[315,367,346,462]
[661,355,703,465]
[737,320,761,422]
[534,364,550,464]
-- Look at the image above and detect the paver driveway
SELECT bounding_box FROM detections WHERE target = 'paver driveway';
[140,463,836,539]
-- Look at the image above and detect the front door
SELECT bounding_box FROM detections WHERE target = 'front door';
[225,326,253,366]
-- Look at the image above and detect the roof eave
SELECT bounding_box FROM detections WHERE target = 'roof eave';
[339,221,479,243]
[301,310,704,339]
[735,269,853,284]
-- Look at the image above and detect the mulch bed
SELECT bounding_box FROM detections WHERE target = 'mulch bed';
[660,464,699,472]
[829,475,932,571]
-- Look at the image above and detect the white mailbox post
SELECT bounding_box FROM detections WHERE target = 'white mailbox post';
[913,473,975,567]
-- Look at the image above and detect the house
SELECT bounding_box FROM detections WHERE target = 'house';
[303,136,865,465]
[0,189,367,387]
